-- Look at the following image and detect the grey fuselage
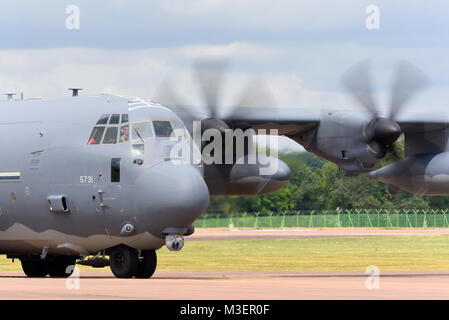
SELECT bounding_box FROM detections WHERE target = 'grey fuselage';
[0,94,209,256]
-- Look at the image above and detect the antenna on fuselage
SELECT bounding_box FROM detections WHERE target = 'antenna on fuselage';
[68,88,83,97]
[4,93,16,101]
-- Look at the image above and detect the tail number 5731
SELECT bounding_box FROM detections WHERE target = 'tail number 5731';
[80,176,94,184]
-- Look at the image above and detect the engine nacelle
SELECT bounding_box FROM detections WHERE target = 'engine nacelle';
[204,155,291,195]
[370,152,449,195]
[294,111,397,175]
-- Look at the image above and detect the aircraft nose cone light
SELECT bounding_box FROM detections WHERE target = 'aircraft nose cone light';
[371,117,401,146]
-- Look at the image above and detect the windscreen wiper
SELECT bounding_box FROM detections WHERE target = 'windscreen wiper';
[134,129,145,144]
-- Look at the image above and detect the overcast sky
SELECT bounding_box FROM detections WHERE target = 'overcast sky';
[2,1,449,151]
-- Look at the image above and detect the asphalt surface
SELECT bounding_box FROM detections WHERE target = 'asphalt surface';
[1,270,449,299]
[188,227,449,241]
[2,228,449,300]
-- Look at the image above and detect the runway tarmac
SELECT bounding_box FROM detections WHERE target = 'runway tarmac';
[1,270,449,299]
[2,228,449,300]
[188,227,449,241]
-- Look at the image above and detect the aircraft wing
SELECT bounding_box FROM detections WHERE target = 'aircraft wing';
[223,109,449,157]
[167,105,321,136]
[168,103,449,157]
[395,111,449,157]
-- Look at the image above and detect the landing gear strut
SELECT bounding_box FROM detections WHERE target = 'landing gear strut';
[135,250,157,279]
[109,245,157,279]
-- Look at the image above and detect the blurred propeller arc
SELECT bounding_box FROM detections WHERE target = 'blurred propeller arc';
[152,58,289,196]
[341,60,430,160]
[153,58,278,133]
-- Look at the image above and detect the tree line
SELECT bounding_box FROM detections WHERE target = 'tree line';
[207,146,449,214]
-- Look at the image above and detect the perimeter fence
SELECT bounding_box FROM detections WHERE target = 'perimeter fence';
[194,209,449,228]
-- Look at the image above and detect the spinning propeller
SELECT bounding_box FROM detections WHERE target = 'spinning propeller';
[154,58,277,132]
[341,60,429,160]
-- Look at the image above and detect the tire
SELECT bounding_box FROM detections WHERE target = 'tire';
[21,260,48,278]
[135,250,157,279]
[109,245,139,278]
[48,256,76,278]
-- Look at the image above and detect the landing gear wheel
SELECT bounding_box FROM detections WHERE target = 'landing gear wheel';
[135,250,157,279]
[109,245,139,278]
[21,260,48,278]
[48,256,76,278]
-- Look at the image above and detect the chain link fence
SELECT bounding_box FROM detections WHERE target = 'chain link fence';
[194,209,449,228]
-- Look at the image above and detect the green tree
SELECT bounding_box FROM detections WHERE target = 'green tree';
[206,141,447,214]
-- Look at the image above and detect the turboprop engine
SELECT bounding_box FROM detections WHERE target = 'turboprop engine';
[155,59,292,196]
[370,152,449,195]
[305,60,428,175]
[204,154,291,195]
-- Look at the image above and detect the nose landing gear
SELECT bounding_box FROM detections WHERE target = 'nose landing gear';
[135,250,157,279]
[109,245,139,278]
[109,245,157,279]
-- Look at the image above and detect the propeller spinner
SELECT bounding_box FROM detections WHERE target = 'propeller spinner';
[341,60,429,160]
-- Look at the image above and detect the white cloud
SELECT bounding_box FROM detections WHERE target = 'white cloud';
[160,0,362,30]
[0,45,293,103]
[0,42,447,114]
[177,43,280,60]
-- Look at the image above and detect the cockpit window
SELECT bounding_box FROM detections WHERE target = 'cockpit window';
[87,127,106,145]
[96,114,110,125]
[102,127,118,144]
[109,114,120,125]
[132,121,153,140]
[88,113,130,145]
[153,120,174,137]
[119,125,129,143]
[132,143,144,156]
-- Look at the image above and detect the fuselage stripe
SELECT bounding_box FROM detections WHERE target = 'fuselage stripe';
[0,172,20,180]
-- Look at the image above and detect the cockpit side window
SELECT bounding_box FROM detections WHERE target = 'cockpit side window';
[96,114,110,125]
[88,113,129,145]
[102,127,119,144]
[132,121,153,141]
[109,114,120,125]
[131,143,144,156]
[119,125,129,143]
[153,120,174,137]
[171,121,189,138]
[87,127,106,145]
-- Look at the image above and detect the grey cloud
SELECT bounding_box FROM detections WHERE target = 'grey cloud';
[1,1,449,49]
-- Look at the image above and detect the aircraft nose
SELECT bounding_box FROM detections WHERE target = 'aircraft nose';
[142,162,209,236]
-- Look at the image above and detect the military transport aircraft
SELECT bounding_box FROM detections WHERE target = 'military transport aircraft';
[0,59,444,278]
